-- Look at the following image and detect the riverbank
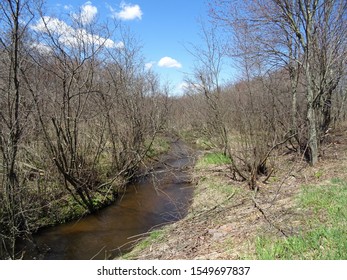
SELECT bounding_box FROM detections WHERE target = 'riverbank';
[17,136,196,259]
[121,127,347,259]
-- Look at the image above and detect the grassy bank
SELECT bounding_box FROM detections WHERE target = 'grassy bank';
[120,141,347,259]
[255,178,347,259]
[146,136,171,158]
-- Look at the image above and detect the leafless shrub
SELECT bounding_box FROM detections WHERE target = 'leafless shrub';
[0,1,168,259]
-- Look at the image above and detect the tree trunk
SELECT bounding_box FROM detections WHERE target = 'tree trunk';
[307,83,319,165]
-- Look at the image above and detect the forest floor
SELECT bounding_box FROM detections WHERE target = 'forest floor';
[120,126,347,260]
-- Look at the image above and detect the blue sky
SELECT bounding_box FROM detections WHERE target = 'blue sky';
[43,0,210,95]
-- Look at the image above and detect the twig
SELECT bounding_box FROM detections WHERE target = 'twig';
[262,168,274,183]
[252,197,288,237]
[259,133,297,169]
[194,191,235,218]
[90,246,106,260]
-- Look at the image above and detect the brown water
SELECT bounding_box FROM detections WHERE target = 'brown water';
[21,139,195,260]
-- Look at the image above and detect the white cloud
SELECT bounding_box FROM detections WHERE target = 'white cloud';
[64,5,73,11]
[73,2,98,25]
[110,2,143,21]
[31,16,74,36]
[104,39,124,49]
[176,81,202,95]
[145,61,156,70]
[177,82,189,92]
[31,16,123,49]
[158,57,182,68]
[30,42,52,54]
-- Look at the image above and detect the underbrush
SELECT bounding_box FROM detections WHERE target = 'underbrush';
[119,126,347,260]
[196,152,232,167]
[146,137,171,158]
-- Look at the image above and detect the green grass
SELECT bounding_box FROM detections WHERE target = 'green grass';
[146,137,170,158]
[121,229,165,259]
[197,152,232,167]
[208,181,236,196]
[299,179,347,221]
[137,230,164,250]
[314,169,324,179]
[195,138,215,150]
[255,227,347,259]
[178,130,211,148]
[254,178,347,259]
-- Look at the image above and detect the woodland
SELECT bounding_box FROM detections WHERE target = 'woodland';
[1,0,347,259]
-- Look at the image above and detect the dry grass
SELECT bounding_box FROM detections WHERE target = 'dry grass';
[120,125,347,260]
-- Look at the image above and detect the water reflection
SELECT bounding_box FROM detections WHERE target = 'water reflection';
[21,140,194,259]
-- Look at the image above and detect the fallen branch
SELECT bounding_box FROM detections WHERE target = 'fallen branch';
[262,168,274,184]
[194,191,236,218]
[252,197,288,237]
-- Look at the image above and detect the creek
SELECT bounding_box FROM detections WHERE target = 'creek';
[20,139,195,259]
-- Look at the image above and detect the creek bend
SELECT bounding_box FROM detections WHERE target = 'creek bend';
[21,139,195,260]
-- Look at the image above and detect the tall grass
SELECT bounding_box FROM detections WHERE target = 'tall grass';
[255,178,347,259]
[197,152,232,167]
[146,137,170,158]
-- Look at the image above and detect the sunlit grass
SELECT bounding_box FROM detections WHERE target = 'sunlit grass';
[196,152,232,167]
[121,229,165,259]
[254,178,347,259]
[146,137,170,158]
[207,181,236,196]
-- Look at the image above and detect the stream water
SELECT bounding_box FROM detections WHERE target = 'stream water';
[20,139,195,260]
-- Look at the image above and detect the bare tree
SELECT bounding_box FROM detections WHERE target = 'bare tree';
[27,13,111,212]
[0,0,170,259]
[185,22,230,154]
[210,0,347,165]
[184,20,274,189]
[27,14,169,213]
[0,0,36,259]
[95,26,168,178]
